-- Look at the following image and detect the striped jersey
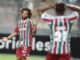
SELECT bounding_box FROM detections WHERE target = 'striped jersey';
[14,18,34,48]
[41,11,79,54]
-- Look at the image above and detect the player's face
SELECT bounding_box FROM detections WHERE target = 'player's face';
[22,10,29,20]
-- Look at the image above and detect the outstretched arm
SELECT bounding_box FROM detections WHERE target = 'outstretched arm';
[67,4,80,14]
[2,32,18,42]
[2,24,18,42]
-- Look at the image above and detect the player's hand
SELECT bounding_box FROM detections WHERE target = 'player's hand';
[2,37,8,42]
[33,17,38,25]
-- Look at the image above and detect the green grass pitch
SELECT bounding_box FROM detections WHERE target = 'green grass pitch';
[0,54,78,60]
[0,54,45,60]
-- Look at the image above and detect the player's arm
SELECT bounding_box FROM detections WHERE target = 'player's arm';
[2,25,18,42]
[32,18,37,34]
[37,5,54,16]
[37,2,66,16]
[67,4,80,14]
[2,32,18,42]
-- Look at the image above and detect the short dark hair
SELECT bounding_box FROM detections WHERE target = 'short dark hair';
[21,8,32,18]
[55,3,65,14]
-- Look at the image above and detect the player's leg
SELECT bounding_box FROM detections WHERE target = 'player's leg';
[59,53,71,60]
[17,56,21,60]
[46,51,58,60]
[21,47,31,60]
[21,58,26,60]
[16,48,21,60]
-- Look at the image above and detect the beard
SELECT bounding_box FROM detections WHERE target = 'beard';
[22,16,27,20]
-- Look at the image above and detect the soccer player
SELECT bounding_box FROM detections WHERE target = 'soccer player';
[37,2,80,60]
[2,8,37,60]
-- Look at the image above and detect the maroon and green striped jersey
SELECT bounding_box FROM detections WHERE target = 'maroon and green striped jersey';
[14,18,34,48]
[41,11,79,54]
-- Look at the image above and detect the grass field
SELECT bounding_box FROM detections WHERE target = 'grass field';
[0,54,45,60]
[0,54,79,60]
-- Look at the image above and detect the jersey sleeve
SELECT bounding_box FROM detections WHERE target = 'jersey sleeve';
[67,11,79,24]
[14,23,19,33]
[41,13,54,24]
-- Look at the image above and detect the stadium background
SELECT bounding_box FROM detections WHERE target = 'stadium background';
[0,0,80,60]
